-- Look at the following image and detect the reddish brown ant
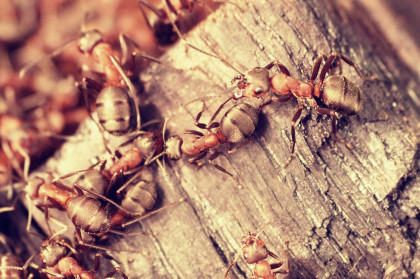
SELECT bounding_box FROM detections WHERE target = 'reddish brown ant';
[230,53,376,166]
[160,98,265,176]
[36,236,128,279]
[138,0,207,46]
[138,0,242,46]
[0,232,27,279]
[0,113,68,185]
[225,227,289,279]
[22,168,184,246]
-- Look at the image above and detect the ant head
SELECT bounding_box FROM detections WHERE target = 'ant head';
[233,67,271,99]
[241,233,269,264]
[165,135,183,160]
[153,20,179,46]
[40,238,70,267]
[78,29,103,54]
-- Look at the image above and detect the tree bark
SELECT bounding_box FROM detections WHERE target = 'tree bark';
[16,0,420,278]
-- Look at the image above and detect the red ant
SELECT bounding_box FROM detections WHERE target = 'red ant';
[138,0,208,46]
[35,236,128,279]
[0,168,184,250]
[161,98,265,176]
[0,112,69,185]
[138,0,242,46]
[230,52,376,166]
[0,232,29,279]
[225,228,289,279]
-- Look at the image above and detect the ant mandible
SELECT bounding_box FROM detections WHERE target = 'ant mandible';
[232,52,376,166]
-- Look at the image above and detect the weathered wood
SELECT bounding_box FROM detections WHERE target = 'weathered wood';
[14,0,420,278]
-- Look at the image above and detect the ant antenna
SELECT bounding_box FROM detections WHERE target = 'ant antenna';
[121,197,185,228]
[157,0,244,76]
[255,221,271,239]
[19,39,76,78]
[51,160,105,182]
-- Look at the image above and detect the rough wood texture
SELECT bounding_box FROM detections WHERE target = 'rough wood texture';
[14,0,419,278]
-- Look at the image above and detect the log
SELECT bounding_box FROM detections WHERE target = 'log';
[12,0,420,278]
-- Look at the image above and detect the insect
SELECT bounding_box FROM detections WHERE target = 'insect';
[162,98,264,176]
[78,55,141,140]
[231,53,376,166]
[0,114,57,184]
[12,169,184,247]
[19,25,134,86]
[225,231,289,279]
[37,237,128,279]
[138,0,203,46]
[0,233,25,279]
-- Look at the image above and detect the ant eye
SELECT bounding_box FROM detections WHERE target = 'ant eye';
[255,88,264,95]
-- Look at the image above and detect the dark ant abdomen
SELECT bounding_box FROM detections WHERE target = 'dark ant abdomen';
[221,103,259,143]
[121,180,157,215]
[66,196,111,235]
[96,87,136,136]
[320,75,363,116]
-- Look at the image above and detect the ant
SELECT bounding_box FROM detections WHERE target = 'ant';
[58,153,160,218]
[36,236,128,279]
[161,98,265,176]
[225,229,289,279]
[230,52,376,166]
[19,22,139,86]
[138,0,208,46]
[0,113,68,185]
[0,232,28,279]
[138,0,242,46]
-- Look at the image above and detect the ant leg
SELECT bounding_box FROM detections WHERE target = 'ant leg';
[319,53,376,82]
[310,54,328,82]
[224,252,241,278]
[188,151,208,166]
[314,106,354,150]
[13,144,30,181]
[121,198,185,228]
[206,97,233,128]
[227,138,253,154]
[74,183,132,215]
[271,241,290,275]
[184,130,205,136]
[52,160,105,182]
[271,95,293,104]
[265,61,291,76]
[2,141,24,180]
[208,151,233,176]
[283,105,303,168]
[0,190,23,213]
[94,252,128,279]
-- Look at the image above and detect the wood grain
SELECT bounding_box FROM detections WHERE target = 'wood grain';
[12,0,420,278]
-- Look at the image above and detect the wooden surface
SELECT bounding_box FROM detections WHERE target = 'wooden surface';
[8,0,420,278]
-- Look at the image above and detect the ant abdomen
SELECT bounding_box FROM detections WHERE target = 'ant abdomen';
[66,196,111,236]
[220,103,259,143]
[75,170,108,197]
[120,170,157,215]
[320,75,363,116]
[96,87,138,136]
